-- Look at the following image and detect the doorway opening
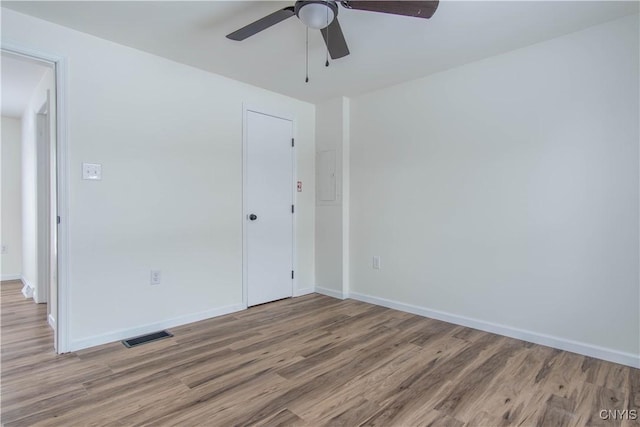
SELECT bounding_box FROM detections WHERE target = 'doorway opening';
[1,46,68,353]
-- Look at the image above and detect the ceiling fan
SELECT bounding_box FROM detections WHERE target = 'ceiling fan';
[226,1,439,60]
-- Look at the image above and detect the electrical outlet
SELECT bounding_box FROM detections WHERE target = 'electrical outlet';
[82,163,102,180]
[373,256,381,270]
[150,270,161,285]
[1,244,6,255]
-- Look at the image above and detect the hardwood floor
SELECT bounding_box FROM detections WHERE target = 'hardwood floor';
[1,279,638,426]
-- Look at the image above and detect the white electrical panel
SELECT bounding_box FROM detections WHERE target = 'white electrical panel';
[317,150,336,202]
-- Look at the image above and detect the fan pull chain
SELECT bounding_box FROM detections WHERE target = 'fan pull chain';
[325,0,330,67]
[305,26,309,83]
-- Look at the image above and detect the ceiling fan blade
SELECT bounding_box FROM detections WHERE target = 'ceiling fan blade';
[320,18,350,59]
[226,6,295,41]
[340,1,439,19]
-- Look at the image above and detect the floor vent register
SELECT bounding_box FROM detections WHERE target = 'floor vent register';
[122,330,173,348]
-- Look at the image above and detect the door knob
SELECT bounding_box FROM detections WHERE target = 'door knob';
[249,214,258,221]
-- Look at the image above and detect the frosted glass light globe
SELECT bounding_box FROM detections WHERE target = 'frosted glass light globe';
[298,3,335,29]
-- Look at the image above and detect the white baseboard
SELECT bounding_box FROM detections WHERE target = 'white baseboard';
[48,314,56,330]
[315,286,346,300]
[69,303,245,352]
[293,287,314,297]
[348,291,640,369]
[21,277,34,299]
[1,274,22,281]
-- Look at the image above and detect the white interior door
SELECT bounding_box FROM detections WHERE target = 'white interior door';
[35,108,50,306]
[245,110,294,307]
[36,94,58,351]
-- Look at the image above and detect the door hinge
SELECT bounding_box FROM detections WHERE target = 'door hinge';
[291,138,295,147]
[57,216,61,224]
[291,204,295,214]
[291,270,294,280]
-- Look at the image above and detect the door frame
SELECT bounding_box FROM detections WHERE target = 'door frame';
[242,104,296,308]
[1,43,70,353]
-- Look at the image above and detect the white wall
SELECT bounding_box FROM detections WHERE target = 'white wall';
[2,9,315,350]
[1,116,23,280]
[349,15,639,366]
[315,97,350,298]
[315,98,343,295]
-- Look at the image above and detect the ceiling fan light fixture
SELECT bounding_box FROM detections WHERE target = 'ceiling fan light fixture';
[296,1,337,30]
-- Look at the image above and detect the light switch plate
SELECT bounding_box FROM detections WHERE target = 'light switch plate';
[82,163,102,180]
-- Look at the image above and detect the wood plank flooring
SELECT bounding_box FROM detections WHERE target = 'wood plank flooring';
[1,280,638,426]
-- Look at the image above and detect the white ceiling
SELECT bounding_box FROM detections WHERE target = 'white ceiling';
[1,53,51,118]
[3,1,638,103]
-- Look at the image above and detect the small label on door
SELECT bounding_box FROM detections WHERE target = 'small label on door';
[297,181,303,192]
